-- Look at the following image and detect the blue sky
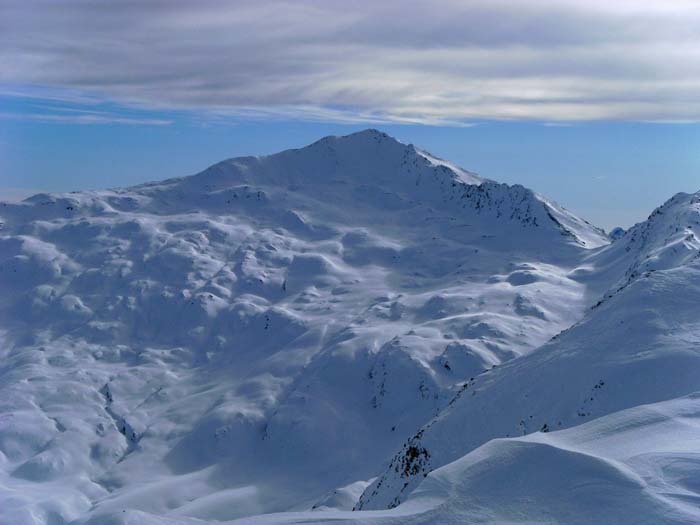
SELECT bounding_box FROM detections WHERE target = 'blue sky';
[2,1,700,230]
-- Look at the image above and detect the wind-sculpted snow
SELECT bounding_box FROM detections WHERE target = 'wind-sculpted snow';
[0,129,650,525]
[357,189,700,512]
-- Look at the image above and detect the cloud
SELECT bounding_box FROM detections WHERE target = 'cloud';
[0,111,172,126]
[2,0,700,124]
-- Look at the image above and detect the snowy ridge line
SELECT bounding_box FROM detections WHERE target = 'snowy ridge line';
[356,190,700,513]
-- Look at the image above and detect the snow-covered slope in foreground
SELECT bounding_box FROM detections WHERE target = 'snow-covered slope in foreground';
[67,393,700,524]
[0,130,613,524]
[204,393,700,525]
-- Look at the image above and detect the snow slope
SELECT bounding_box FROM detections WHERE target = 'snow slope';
[4,128,690,525]
[357,189,700,512]
[73,393,700,524]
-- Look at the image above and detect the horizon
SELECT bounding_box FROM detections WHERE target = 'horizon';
[3,1,700,231]
[2,122,698,232]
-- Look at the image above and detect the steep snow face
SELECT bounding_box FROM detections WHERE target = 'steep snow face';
[596,191,700,292]
[0,130,610,524]
[358,190,700,511]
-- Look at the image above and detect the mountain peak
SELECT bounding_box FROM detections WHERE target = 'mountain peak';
[346,128,390,139]
[605,188,700,282]
[304,128,401,150]
[164,131,605,247]
[184,128,485,194]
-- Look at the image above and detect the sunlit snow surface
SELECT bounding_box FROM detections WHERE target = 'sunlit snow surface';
[1,130,699,524]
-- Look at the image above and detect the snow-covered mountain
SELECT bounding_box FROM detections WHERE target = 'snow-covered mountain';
[226,393,700,525]
[354,188,700,515]
[0,129,696,525]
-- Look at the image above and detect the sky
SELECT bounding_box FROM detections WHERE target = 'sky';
[1,0,700,231]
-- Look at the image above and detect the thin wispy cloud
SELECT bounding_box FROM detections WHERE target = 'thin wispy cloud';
[2,0,700,124]
[0,112,172,126]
